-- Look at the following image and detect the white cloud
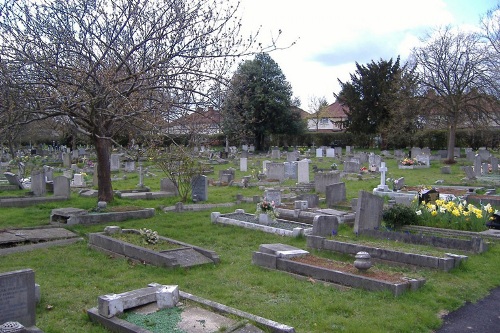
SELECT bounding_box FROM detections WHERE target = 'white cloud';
[231,0,493,111]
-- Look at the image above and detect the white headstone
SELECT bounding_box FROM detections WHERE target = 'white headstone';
[240,157,248,172]
[297,160,309,184]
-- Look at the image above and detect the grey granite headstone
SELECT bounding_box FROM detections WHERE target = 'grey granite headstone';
[474,154,482,177]
[266,163,285,182]
[354,191,384,233]
[312,215,339,236]
[300,193,319,208]
[160,178,179,195]
[30,170,46,197]
[110,154,120,172]
[271,148,280,159]
[297,160,309,184]
[284,162,297,180]
[191,175,208,202]
[264,189,281,206]
[393,177,405,191]
[0,269,36,327]
[53,176,70,198]
[325,182,346,207]
[491,157,499,174]
[3,172,23,189]
[463,166,476,180]
[343,160,360,173]
[314,172,341,194]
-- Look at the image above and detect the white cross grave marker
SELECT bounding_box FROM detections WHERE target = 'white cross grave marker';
[377,162,389,191]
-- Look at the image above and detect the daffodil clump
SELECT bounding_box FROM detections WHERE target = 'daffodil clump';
[415,199,497,231]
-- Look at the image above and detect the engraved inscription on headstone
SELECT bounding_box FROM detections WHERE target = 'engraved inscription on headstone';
[0,269,36,327]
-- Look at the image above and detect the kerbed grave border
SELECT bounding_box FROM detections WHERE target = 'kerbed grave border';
[87,283,296,333]
[252,243,426,297]
[88,227,220,268]
[306,235,467,272]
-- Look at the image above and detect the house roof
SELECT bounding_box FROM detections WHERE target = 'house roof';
[305,101,349,119]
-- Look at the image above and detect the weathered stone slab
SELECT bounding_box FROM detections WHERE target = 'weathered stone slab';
[0,269,36,327]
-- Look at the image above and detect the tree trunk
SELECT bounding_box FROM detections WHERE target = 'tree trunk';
[94,136,114,202]
[446,122,457,163]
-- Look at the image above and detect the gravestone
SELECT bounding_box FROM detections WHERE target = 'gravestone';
[124,161,135,172]
[343,160,360,173]
[474,154,482,177]
[287,151,299,162]
[62,152,71,168]
[264,189,281,206]
[393,177,405,191]
[301,193,319,208]
[93,163,98,187]
[240,150,248,158]
[466,150,475,161]
[419,188,439,205]
[43,166,54,182]
[271,147,280,159]
[415,154,430,166]
[72,173,85,187]
[394,149,403,158]
[326,148,335,158]
[334,147,342,157]
[30,170,46,197]
[240,157,247,172]
[463,166,476,180]
[160,178,179,195]
[53,176,71,198]
[325,182,346,207]
[72,150,79,159]
[110,154,120,172]
[297,160,309,184]
[454,147,461,158]
[441,166,451,174]
[191,175,208,202]
[375,162,389,192]
[410,147,422,158]
[345,146,351,154]
[314,172,341,194]
[266,163,285,182]
[242,144,248,151]
[315,148,323,158]
[356,152,369,164]
[354,191,384,233]
[491,157,499,174]
[262,160,271,174]
[0,269,36,328]
[249,145,255,153]
[368,153,381,169]
[284,162,298,180]
[482,162,489,175]
[312,215,339,237]
[478,148,491,162]
[3,172,24,189]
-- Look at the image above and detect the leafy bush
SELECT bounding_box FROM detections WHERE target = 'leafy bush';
[382,204,419,229]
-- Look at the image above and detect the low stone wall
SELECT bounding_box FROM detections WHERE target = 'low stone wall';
[306,235,467,272]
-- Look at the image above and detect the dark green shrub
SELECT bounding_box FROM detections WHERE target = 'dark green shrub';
[382,204,418,230]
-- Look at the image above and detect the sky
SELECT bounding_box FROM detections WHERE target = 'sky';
[233,0,496,112]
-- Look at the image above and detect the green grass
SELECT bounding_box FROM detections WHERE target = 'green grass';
[1,151,500,333]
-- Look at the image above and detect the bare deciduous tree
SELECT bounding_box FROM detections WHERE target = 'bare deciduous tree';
[0,0,275,202]
[411,26,498,162]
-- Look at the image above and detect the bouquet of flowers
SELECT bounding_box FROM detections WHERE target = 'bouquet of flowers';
[255,198,279,220]
[401,158,416,166]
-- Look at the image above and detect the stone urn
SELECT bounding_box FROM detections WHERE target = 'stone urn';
[354,251,372,271]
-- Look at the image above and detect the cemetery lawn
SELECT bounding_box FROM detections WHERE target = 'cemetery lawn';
[0,154,499,333]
